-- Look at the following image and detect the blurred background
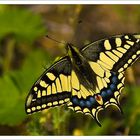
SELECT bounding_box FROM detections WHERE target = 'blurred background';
[0,5,140,135]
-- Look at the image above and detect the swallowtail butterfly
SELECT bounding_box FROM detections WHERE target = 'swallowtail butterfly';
[25,34,140,126]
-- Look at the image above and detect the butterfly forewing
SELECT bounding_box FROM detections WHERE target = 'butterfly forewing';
[25,56,72,114]
[82,34,140,72]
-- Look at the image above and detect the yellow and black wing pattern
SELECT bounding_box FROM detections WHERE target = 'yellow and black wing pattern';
[82,34,140,72]
[26,34,140,126]
[25,56,72,114]
[67,34,140,125]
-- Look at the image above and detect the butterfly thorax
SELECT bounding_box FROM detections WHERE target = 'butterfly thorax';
[67,44,97,90]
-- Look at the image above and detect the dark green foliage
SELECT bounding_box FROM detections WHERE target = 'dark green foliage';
[123,86,140,135]
[0,6,49,126]
[0,8,46,44]
[0,50,52,126]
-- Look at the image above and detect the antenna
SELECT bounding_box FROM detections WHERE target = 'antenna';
[45,35,66,45]
[78,20,82,24]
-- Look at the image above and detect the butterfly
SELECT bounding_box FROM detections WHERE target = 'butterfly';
[25,34,140,126]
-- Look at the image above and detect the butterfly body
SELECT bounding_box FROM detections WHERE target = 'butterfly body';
[67,44,97,91]
[25,34,140,126]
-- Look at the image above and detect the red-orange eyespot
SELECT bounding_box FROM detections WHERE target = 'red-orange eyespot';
[95,95,103,105]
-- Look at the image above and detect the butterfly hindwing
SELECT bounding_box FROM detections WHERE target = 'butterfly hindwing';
[67,69,125,125]
[25,56,72,114]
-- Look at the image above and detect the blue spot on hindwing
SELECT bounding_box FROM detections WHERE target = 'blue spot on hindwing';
[86,100,91,108]
[72,97,79,105]
[79,100,85,107]
[89,96,96,104]
[101,91,106,98]
[71,96,99,108]
[112,75,118,84]
[71,72,120,109]
[107,89,112,95]
[110,84,116,91]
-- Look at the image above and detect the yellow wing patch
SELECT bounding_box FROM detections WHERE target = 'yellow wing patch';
[71,70,93,99]
[95,35,139,73]
[104,40,111,50]
[26,56,72,114]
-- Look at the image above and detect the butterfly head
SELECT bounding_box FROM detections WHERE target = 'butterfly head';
[66,43,77,55]
[66,43,82,65]
[66,43,80,58]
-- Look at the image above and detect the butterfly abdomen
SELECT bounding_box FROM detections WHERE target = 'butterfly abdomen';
[67,44,98,90]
